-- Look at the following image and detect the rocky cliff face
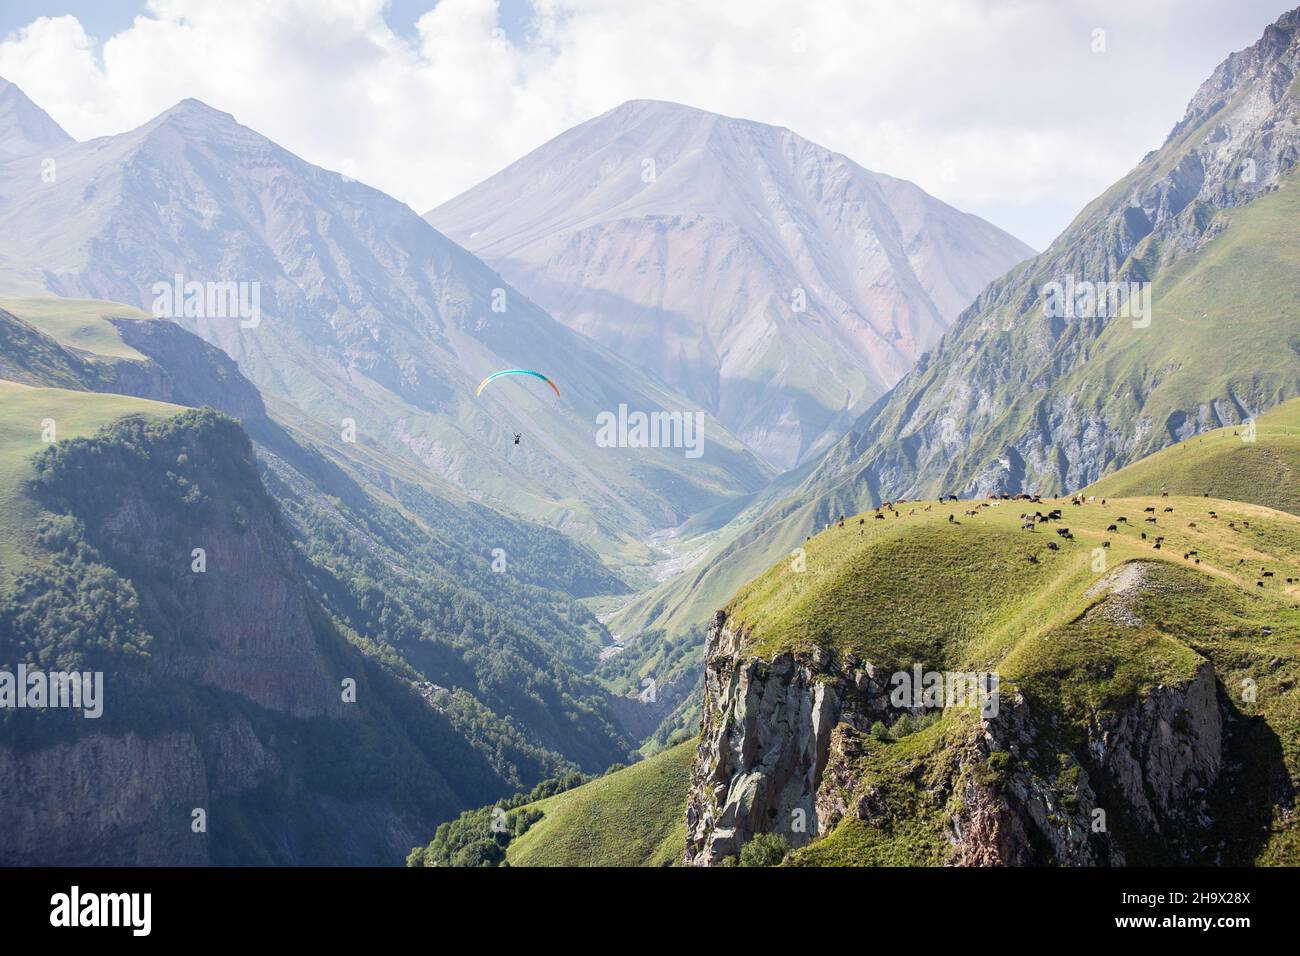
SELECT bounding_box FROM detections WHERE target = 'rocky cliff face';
[0,410,491,864]
[106,318,268,424]
[684,611,892,863]
[684,611,1225,866]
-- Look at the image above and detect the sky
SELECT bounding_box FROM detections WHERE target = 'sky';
[0,0,1294,250]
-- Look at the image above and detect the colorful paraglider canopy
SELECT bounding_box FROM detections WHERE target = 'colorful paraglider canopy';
[475,369,560,399]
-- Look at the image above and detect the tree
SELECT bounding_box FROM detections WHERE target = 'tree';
[739,833,789,867]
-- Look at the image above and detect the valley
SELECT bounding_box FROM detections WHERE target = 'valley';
[0,4,1298,875]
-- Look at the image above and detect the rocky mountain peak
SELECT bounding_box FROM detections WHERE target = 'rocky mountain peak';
[0,75,74,158]
[430,100,1033,469]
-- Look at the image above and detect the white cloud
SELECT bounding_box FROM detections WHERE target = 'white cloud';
[0,0,1292,248]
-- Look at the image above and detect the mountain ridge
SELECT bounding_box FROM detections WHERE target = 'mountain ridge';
[0,88,772,567]
[429,98,1034,469]
[0,75,72,159]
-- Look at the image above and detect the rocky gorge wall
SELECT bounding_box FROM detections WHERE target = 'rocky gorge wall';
[684,611,1226,865]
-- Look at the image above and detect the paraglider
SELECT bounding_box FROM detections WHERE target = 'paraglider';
[475,369,560,399]
[475,369,559,450]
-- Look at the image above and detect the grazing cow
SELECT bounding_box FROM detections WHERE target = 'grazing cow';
[1229,521,1236,529]
[948,514,956,523]
[1143,507,1156,513]
[1209,511,1218,518]
[924,505,932,512]
[1027,554,1038,564]
[1102,541,1110,549]
[1264,571,1275,578]
[1055,528,1071,537]
[1047,542,1059,551]
[1153,542,1161,550]
[1101,498,1107,506]
[1163,507,1174,513]
[1141,532,1147,540]
[1022,521,1036,531]
[1258,581,1265,587]
[1107,524,1118,532]
[875,513,885,520]
[1117,516,1128,524]
[1243,521,1251,528]
[1161,491,1169,497]
[1145,517,1157,523]
[1188,522,1197,528]
[859,517,865,525]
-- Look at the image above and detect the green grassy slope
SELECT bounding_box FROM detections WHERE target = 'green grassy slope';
[476,485,1300,864]
[0,380,181,576]
[504,739,695,867]
[726,492,1300,864]
[1085,397,1300,513]
[0,296,155,360]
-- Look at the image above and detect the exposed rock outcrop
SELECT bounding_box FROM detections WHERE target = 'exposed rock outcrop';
[1089,661,1222,835]
[685,610,1226,865]
[684,611,890,864]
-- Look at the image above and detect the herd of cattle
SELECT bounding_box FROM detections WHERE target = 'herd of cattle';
[819,488,1289,590]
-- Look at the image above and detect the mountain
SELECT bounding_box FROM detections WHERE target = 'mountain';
[0,295,658,863]
[0,91,771,567]
[596,8,1300,736]
[794,8,1300,502]
[682,484,1300,865]
[0,396,497,865]
[0,76,72,159]
[428,100,1034,470]
[427,437,1300,864]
